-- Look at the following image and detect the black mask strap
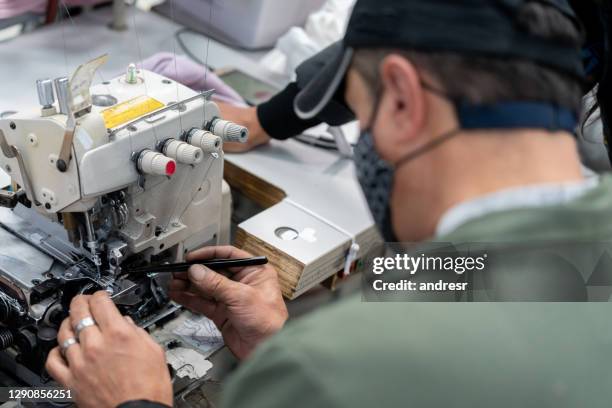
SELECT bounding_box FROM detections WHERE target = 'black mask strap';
[394,128,462,170]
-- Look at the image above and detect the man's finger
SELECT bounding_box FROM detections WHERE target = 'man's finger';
[169,278,190,292]
[233,265,270,282]
[45,347,74,387]
[186,245,253,262]
[89,291,130,333]
[169,291,218,316]
[169,291,226,327]
[57,319,83,367]
[172,271,189,281]
[69,295,101,344]
[124,316,136,326]
[187,265,245,304]
[169,279,209,298]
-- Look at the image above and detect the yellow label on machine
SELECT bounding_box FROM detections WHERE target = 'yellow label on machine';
[101,96,164,129]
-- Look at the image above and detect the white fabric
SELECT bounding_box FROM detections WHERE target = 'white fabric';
[260,0,356,78]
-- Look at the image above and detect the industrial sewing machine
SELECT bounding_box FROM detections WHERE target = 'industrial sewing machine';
[0,55,244,385]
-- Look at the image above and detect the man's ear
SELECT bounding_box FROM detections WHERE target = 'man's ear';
[377,55,427,156]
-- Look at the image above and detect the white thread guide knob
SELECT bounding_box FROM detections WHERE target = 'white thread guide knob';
[187,129,222,152]
[163,139,204,165]
[137,150,176,176]
[208,118,249,143]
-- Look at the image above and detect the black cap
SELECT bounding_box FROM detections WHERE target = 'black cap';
[295,0,584,120]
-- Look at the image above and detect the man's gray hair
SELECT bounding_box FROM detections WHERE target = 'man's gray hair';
[352,1,584,113]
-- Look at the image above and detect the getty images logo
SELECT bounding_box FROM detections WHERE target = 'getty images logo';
[372,253,488,276]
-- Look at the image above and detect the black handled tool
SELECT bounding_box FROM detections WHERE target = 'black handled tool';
[125,256,268,274]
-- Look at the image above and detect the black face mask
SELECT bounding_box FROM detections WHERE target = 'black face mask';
[353,89,460,242]
[353,130,396,241]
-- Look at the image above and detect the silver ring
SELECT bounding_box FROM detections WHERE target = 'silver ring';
[74,316,97,339]
[60,337,78,357]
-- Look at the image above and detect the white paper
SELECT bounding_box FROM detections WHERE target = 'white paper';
[166,347,213,380]
[173,314,224,358]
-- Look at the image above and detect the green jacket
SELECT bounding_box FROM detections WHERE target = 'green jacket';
[222,177,612,408]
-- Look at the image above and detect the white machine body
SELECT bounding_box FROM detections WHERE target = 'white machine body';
[0,62,235,267]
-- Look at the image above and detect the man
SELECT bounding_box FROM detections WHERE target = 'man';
[46,0,612,407]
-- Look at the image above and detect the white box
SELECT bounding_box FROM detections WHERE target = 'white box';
[174,0,327,49]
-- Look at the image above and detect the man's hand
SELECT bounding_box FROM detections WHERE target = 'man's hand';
[46,293,173,408]
[169,246,288,360]
[216,103,271,152]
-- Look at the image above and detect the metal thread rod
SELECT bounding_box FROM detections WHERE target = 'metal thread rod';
[83,211,96,244]
[83,211,102,275]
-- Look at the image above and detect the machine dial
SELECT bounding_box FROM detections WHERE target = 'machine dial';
[162,139,204,165]
[137,150,176,176]
[206,118,249,143]
[186,128,222,152]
